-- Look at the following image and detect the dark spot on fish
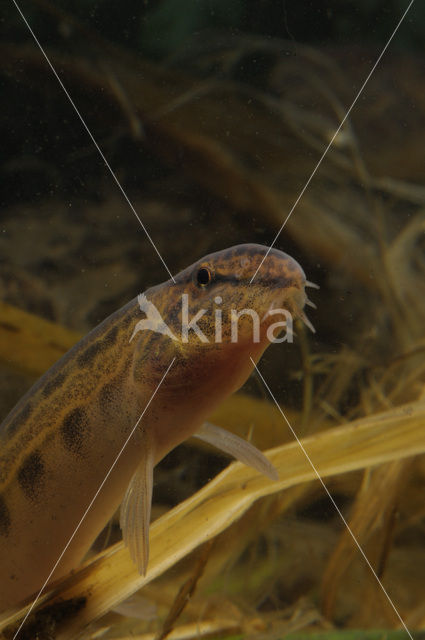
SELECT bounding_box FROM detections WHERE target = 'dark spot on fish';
[102,325,118,347]
[6,403,32,437]
[256,275,291,289]
[147,331,163,350]
[77,341,103,368]
[161,303,178,328]
[0,321,19,333]
[18,451,45,500]
[61,407,88,455]
[99,381,113,406]
[99,379,121,411]
[42,372,67,398]
[121,317,131,332]
[0,495,11,536]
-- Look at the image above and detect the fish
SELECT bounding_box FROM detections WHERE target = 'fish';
[0,243,315,611]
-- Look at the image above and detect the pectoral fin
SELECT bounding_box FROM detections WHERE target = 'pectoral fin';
[194,422,278,481]
[119,446,154,575]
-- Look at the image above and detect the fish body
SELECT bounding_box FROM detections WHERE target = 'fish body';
[0,244,313,611]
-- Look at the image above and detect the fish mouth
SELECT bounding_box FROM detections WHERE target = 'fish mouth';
[240,245,318,333]
[294,279,318,333]
[302,280,319,333]
[262,279,318,334]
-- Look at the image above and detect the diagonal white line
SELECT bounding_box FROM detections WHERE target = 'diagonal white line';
[251,358,413,639]
[250,0,415,283]
[10,0,176,284]
[12,357,176,640]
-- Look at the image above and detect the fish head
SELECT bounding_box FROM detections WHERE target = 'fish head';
[133,244,316,393]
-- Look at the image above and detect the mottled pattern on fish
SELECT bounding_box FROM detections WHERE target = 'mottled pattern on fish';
[0,244,314,611]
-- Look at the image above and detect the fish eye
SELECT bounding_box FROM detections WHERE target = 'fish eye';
[195,266,212,287]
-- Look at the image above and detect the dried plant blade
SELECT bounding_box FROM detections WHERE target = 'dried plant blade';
[0,302,81,377]
[321,459,408,618]
[2,400,425,639]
